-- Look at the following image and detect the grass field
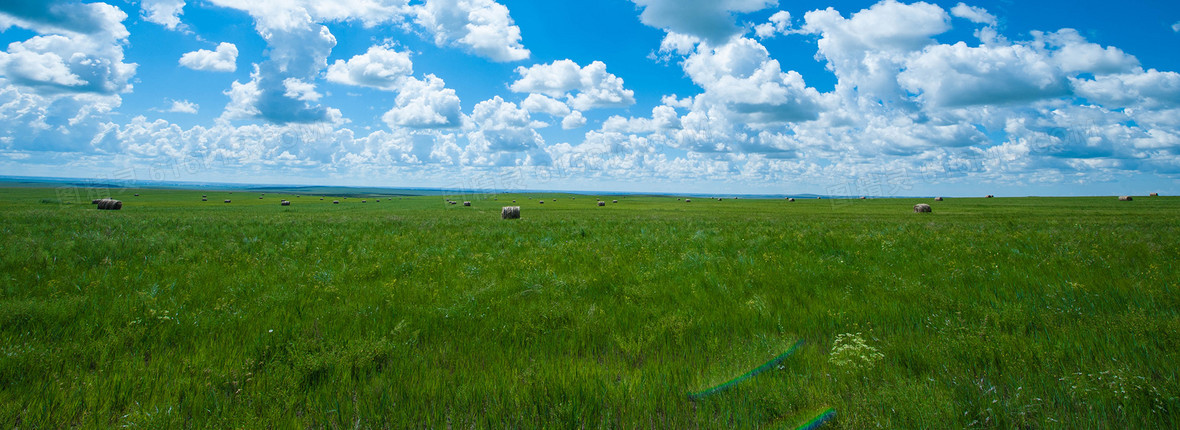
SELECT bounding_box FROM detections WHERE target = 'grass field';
[1,187,1178,428]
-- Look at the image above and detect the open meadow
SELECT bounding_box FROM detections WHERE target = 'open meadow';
[1,187,1178,428]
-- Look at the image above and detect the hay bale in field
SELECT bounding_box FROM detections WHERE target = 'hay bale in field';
[202,195,207,198]
[935,197,944,201]
[718,197,723,201]
[612,199,618,203]
[598,201,605,206]
[789,198,795,202]
[539,200,545,204]
[259,196,263,199]
[512,200,516,203]
[986,195,994,198]
[1119,196,1133,201]
[450,201,457,205]
[96,199,122,210]
[860,196,866,200]
[224,199,231,203]
[1149,193,1159,197]
[685,199,692,203]
[134,193,139,197]
[333,200,340,204]
[464,201,471,206]
[281,200,290,206]
[502,206,521,219]
[362,200,367,203]
[202,198,207,202]
[914,203,932,213]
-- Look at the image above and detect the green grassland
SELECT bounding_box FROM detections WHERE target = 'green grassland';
[1,187,1178,428]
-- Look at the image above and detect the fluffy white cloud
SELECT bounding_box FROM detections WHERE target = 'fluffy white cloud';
[206,0,393,124]
[463,96,548,166]
[754,11,792,39]
[414,0,529,62]
[381,75,462,129]
[899,42,1070,107]
[950,3,996,26]
[521,93,570,117]
[561,111,586,129]
[325,45,413,90]
[510,60,635,110]
[140,0,186,30]
[630,0,777,43]
[167,99,198,114]
[1073,69,1180,110]
[0,1,136,95]
[1172,21,1179,32]
[282,78,321,102]
[1042,29,1138,75]
[178,42,238,72]
[683,37,825,124]
[221,65,341,124]
[803,0,949,103]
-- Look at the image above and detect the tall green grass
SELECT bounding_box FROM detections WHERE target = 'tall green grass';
[1,188,1177,427]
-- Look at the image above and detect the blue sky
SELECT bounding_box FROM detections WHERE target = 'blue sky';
[2,0,1180,196]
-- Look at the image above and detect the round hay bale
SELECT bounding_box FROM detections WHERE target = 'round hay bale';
[1119,196,1133,201]
[860,196,866,200]
[789,198,795,202]
[914,203,932,213]
[450,201,457,205]
[463,201,471,206]
[539,200,544,204]
[718,198,723,201]
[333,200,340,204]
[320,198,324,200]
[202,195,207,198]
[202,198,207,202]
[224,199,231,203]
[281,200,290,206]
[935,197,944,201]
[986,195,994,198]
[134,193,139,197]
[362,200,367,203]
[612,200,618,204]
[1149,193,1159,197]
[685,199,692,203]
[96,199,122,210]
[512,200,516,203]
[502,206,521,219]
[597,201,605,206]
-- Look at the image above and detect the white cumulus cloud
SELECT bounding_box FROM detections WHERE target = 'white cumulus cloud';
[178,42,238,72]
[166,99,198,114]
[140,0,186,30]
[382,75,462,129]
[950,3,996,26]
[510,60,635,111]
[325,44,413,90]
[414,0,529,62]
[630,0,777,43]
[754,11,792,39]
